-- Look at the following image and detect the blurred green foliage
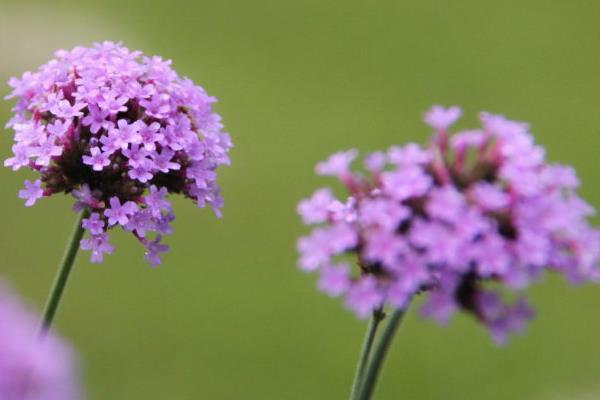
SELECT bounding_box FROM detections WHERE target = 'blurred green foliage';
[1,1,599,399]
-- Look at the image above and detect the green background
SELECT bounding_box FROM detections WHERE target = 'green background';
[1,1,599,399]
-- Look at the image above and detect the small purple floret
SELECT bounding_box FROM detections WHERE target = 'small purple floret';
[18,179,44,207]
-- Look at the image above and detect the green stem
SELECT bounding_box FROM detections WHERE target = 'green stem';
[357,308,407,400]
[349,308,386,400]
[38,209,89,336]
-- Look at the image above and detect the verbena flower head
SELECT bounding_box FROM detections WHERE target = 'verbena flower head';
[0,283,81,399]
[297,106,600,344]
[5,42,232,266]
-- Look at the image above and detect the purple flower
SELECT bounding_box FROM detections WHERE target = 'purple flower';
[327,197,357,223]
[122,145,150,168]
[81,104,112,134]
[32,136,63,166]
[82,147,110,171]
[386,256,429,308]
[145,185,171,218]
[151,148,181,173]
[125,209,154,238]
[316,149,357,177]
[364,152,387,172]
[363,230,406,267]
[420,288,458,325]
[140,93,171,119]
[297,107,600,343]
[82,212,105,235]
[109,119,142,150]
[47,119,72,137]
[318,263,352,297]
[475,293,535,345]
[4,42,232,266]
[138,121,163,151]
[80,233,114,263]
[345,276,384,319]
[388,143,431,166]
[297,229,337,272]
[186,162,216,188]
[128,163,154,183]
[143,235,169,267]
[381,166,432,201]
[469,182,510,211]
[424,105,462,131]
[98,92,128,115]
[18,179,44,206]
[426,186,465,223]
[104,197,137,226]
[359,198,409,231]
[72,184,100,211]
[297,188,336,224]
[0,282,82,399]
[50,100,86,119]
[4,144,30,170]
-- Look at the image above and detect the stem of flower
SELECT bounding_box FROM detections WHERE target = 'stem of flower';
[349,308,386,400]
[38,209,89,336]
[357,307,407,400]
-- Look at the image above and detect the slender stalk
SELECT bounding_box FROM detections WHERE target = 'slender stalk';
[349,308,385,400]
[357,308,407,400]
[38,209,89,336]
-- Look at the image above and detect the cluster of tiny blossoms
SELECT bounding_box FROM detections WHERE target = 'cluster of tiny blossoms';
[0,283,80,399]
[297,106,600,343]
[5,42,232,266]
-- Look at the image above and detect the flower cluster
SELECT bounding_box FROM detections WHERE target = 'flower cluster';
[5,42,232,266]
[297,106,600,343]
[0,283,80,399]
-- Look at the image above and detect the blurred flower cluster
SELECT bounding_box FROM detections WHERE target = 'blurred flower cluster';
[297,106,600,343]
[0,283,80,399]
[5,42,232,265]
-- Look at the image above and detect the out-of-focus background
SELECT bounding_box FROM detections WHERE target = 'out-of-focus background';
[1,1,599,399]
